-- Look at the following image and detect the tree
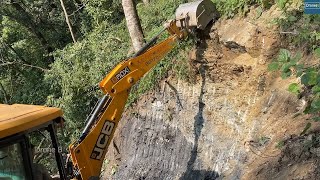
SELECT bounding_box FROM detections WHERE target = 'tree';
[0,0,90,105]
[122,0,145,53]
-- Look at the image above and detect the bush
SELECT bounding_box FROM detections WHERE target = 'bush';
[268,2,320,134]
[211,0,266,18]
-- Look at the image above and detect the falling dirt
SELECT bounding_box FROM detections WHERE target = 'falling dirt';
[103,5,320,180]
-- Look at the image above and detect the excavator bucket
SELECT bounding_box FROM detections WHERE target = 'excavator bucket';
[175,0,217,30]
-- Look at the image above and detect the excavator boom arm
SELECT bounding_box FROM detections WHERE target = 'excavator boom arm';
[69,21,186,180]
[68,0,217,178]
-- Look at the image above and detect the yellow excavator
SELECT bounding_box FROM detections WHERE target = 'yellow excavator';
[0,1,216,179]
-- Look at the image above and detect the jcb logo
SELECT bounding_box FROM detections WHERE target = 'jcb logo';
[90,120,115,160]
[111,66,131,83]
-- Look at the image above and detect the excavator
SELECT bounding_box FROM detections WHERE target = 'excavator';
[0,0,216,179]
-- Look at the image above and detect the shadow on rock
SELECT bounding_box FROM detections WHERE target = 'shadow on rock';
[182,169,219,180]
[180,21,219,180]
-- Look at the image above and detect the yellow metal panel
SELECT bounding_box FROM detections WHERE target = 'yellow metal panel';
[0,104,63,139]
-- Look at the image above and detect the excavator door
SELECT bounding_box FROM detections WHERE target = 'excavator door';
[175,0,218,30]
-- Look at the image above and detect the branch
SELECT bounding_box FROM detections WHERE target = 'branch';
[68,3,86,17]
[0,61,49,72]
[279,30,299,35]
[1,41,30,65]
[19,63,49,72]
[0,82,9,104]
[0,62,15,66]
[59,0,76,43]
[8,2,50,48]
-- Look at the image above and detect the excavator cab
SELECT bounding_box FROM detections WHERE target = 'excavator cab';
[0,104,66,180]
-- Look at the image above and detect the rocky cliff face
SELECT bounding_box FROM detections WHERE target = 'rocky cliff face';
[103,6,320,180]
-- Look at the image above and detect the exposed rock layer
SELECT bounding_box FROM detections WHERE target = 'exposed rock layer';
[103,6,320,180]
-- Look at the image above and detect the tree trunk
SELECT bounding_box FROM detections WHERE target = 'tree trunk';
[59,0,77,43]
[122,0,145,53]
[0,82,8,104]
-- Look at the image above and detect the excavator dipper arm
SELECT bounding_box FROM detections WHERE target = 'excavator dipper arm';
[68,20,187,180]
[67,0,217,178]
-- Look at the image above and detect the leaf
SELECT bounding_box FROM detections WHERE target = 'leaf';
[312,117,320,122]
[301,71,318,86]
[278,49,290,62]
[243,4,249,14]
[268,62,279,71]
[292,52,302,63]
[295,64,304,77]
[317,76,320,84]
[276,141,285,149]
[255,6,263,19]
[304,104,312,114]
[306,67,317,73]
[288,83,300,94]
[281,71,292,79]
[288,15,297,22]
[309,72,318,85]
[277,0,288,9]
[300,122,312,135]
[315,33,320,41]
[312,85,320,93]
[280,62,293,72]
[314,48,320,58]
[311,97,320,110]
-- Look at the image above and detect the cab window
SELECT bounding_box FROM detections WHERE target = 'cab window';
[0,143,26,180]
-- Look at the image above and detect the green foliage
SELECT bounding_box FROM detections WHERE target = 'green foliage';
[312,117,320,122]
[127,38,193,105]
[275,5,320,49]
[85,0,124,26]
[269,47,320,120]
[211,0,266,18]
[138,0,188,30]
[268,62,280,71]
[111,165,117,175]
[300,122,311,135]
[301,68,318,86]
[124,0,193,104]
[46,21,131,140]
[268,3,320,124]
[0,0,94,105]
[314,48,320,58]
[288,83,300,94]
[45,0,193,141]
[276,0,288,9]
[258,136,270,146]
[0,17,49,105]
[276,140,285,149]
[268,49,302,79]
